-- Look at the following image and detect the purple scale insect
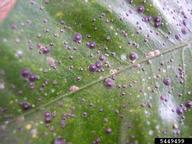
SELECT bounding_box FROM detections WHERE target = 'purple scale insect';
[92,137,101,144]
[154,16,162,28]
[104,78,115,88]
[44,111,52,123]
[89,64,97,72]
[21,69,31,78]
[176,107,184,115]
[73,33,82,43]
[99,55,106,61]
[86,41,96,49]
[160,95,168,102]
[95,61,102,69]
[28,74,37,82]
[61,119,66,128]
[175,34,180,40]
[181,27,187,34]
[154,16,162,23]
[185,100,192,108]
[163,78,171,86]
[20,101,31,111]
[54,138,66,144]
[137,6,145,13]
[143,16,152,22]
[129,52,138,61]
[42,47,50,54]
[154,22,162,28]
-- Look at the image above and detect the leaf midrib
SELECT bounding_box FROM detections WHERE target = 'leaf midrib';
[3,38,191,126]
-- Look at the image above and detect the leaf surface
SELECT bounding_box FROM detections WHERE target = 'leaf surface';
[0,0,192,144]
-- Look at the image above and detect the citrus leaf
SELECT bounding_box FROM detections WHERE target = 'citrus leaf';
[0,0,192,144]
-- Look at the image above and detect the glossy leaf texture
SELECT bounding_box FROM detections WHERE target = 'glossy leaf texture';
[0,0,192,144]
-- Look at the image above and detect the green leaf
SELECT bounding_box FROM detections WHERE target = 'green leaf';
[0,0,192,143]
